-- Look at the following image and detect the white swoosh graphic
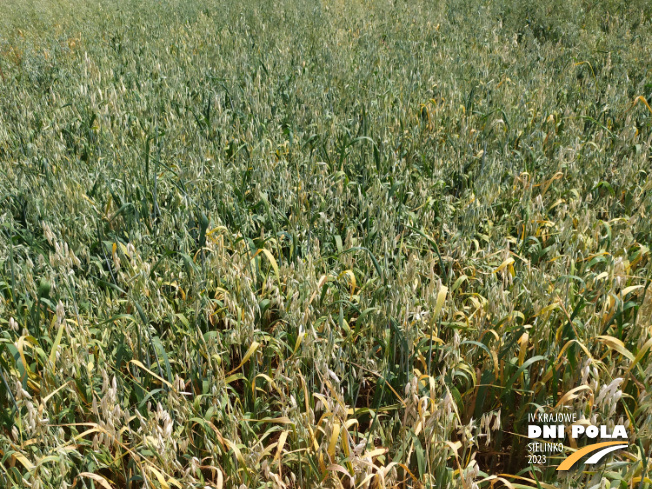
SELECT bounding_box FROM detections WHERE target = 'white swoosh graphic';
[584,444,628,464]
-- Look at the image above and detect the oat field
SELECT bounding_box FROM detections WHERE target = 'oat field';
[1,0,651,487]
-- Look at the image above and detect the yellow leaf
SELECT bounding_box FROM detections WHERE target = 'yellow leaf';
[274,430,289,461]
[11,451,35,471]
[556,339,593,364]
[293,329,305,355]
[227,341,260,375]
[493,257,514,274]
[223,438,245,465]
[257,248,280,284]
[537,303,560,317]
[493,477,516,489]
[517,333,529,366]
[216,468,224,489]
[344,419,358,430]
[594,271,609,282]
[224,373,245,384]
[541,171,563,196]
[338,269,357,294]
[398,463,420,483]
[630,245,649,268]
[433,286,448,320]
[555,385,593,408]
[207,225,229,237]
[621,285,645,297]
[632,476,652,485]
[328,423,341,460]
[308,275,328,306]
[49,320,66,373]
[43,380,72,405]
[147,466,169,489]
[367,447,388,458]
[15,336,34,380]
[130,360,173,388]
[634,95,652,115]
[313,393,331,413]
[497,474,557,489]
[77,473,114,489]
[341,425,355,474]
[597,335,635,362]
[81,193,98,210]
[167,477,183,488]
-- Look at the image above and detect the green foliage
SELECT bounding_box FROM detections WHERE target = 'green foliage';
[0,0,651,487]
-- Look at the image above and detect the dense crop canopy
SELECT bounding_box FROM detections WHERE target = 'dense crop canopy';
[0,0,651,487]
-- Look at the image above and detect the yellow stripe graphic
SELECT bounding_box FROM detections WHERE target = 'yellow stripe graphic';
[557,441,626,471]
